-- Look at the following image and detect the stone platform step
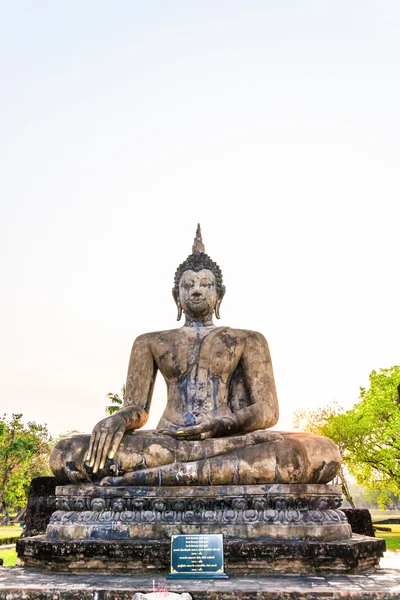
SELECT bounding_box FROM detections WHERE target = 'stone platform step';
[1,567,400,599]
[17,534,385,574]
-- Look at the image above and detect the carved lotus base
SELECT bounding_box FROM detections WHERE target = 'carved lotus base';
[46,483,352,542]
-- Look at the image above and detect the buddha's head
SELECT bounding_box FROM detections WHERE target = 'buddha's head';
[173,225,226,321]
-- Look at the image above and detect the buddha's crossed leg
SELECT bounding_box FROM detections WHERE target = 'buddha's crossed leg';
[51,429,340,486]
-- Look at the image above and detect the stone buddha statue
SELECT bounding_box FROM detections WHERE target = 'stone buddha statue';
[50,226,341,487]
[23,226,387,575]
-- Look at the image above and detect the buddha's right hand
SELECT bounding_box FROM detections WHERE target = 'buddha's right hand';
[85,414,127,474]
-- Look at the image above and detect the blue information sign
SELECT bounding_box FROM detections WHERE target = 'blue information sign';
[167,534,228,579]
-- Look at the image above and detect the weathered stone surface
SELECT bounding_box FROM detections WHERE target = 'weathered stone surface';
[49,227,341,488]
[44,483,351,542]
[22,476,57,537]
[342,508,376,537]
[16,534,385,574]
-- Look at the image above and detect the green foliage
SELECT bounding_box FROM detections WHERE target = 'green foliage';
[0,414,52,520]
[105,385,125,416]
[293,366,400,509]
[334,366,400,507]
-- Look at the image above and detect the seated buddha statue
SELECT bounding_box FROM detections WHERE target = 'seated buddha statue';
[50,226,341,487]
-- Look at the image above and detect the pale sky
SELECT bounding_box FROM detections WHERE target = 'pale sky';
[1,1,399,437]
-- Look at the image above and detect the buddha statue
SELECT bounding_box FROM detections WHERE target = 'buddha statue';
[50,226,341,487]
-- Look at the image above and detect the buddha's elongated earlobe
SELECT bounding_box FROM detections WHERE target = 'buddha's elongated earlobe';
[176,303,182,321]
[214,285,226,320]
[215,300,222,320]
[172,288,182,321]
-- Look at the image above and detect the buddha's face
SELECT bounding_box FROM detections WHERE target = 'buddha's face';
[179,269,218,319]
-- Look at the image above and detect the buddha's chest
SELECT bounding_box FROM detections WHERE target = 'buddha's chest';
[152,330,242,382]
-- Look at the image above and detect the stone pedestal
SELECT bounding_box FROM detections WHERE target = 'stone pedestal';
[17,482,386,573]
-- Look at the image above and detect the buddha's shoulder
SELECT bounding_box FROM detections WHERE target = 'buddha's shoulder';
[133,327,268,346]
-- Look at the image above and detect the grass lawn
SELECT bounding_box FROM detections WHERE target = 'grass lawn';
[0,525,21,540]
[0,547,17,566]
[374,524,400,550]
[369,512,400,550]
[0,526,21,567]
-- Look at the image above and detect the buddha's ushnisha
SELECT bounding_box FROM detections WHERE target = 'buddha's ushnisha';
[50,226,341,486]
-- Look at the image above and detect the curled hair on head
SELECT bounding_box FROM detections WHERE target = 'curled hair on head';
[173,252,224,298]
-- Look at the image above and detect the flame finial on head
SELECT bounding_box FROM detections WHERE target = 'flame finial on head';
[192,223,205,253]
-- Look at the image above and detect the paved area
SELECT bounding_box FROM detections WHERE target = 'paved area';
[1,567,400,598]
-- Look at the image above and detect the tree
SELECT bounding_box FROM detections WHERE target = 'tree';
[105,385,125,415]
[0,414,52,523]
[334,366,400,507]
[293,366,400,508]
